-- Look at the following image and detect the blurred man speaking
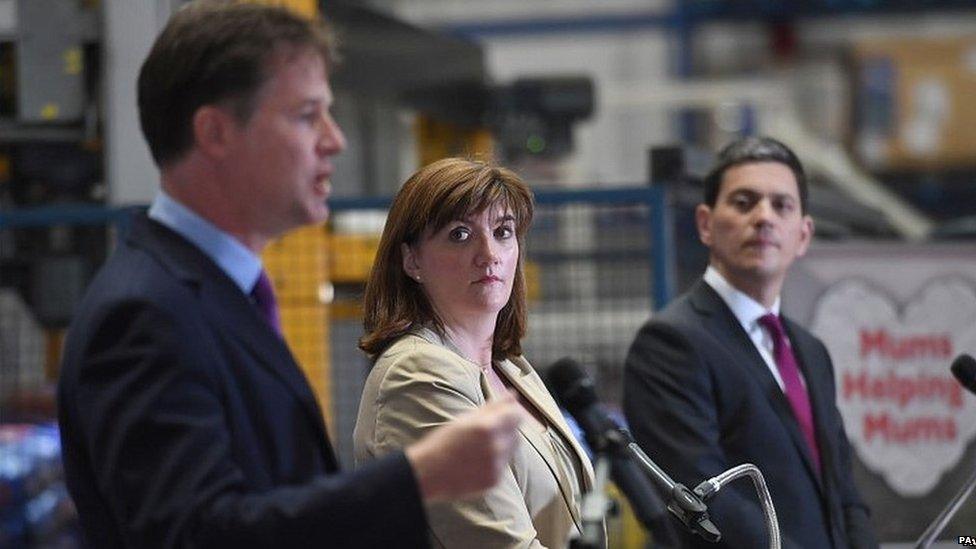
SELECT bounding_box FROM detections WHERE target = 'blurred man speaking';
[57,3,521,548]
[624,136,878,548]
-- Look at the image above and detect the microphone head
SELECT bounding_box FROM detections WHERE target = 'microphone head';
[951,354,976,395]
[545,357,598,415]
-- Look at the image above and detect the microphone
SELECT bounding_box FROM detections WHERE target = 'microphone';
[951,354,976,395]
[547,358,721,544]
[914,353,976,549]
[545,358,623,451]
[546,358,668,532]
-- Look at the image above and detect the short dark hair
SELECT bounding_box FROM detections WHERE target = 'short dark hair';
[702,136,808,213]
[137,1,335,167]
[359,158,535,360]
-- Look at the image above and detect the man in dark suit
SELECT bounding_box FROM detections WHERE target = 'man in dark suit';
[624,137,877,548]
[57,4,521,548]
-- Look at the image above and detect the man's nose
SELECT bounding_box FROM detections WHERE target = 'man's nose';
[317,114,347,155]
[752,198,776,225]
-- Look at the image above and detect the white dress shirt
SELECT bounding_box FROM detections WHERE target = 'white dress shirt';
[703,265,806,392]
[148,190,263,295]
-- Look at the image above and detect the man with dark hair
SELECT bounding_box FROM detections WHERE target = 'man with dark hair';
[57,3,521,548]
[624,136,877,548]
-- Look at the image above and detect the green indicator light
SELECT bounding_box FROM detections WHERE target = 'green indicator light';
[526,135,546,154]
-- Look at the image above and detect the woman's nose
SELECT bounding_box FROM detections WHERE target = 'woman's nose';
[474,234,500,266]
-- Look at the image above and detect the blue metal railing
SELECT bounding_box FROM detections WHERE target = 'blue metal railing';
[0,204,140,232]
[0,186,676,308]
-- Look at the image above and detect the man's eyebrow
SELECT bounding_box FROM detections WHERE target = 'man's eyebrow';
[727,188,760,197]
[727,188,795,201]
[296,98,328,109]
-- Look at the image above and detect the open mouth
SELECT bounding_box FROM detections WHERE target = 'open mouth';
[313,176,331,196]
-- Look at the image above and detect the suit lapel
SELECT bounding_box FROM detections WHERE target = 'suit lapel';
[199,277,331,443]
[413,325,595,520]
[498,358,595,486]
[128,215,333,461]
[689,281,824,493]
[494,358,590,529]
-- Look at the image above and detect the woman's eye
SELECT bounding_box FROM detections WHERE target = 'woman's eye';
[495,226,514,239]
[449,227,470,241]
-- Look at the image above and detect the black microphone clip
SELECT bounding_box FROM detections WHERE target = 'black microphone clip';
[672,484,722,543]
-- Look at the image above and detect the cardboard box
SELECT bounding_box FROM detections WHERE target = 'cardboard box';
[853,36,976,169]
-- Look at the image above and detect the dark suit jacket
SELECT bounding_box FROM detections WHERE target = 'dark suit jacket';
[623,280,877,549]
[58,214,428,548]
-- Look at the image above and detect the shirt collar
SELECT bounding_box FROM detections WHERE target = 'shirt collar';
[703,265,780,331]
[148,190,262,294]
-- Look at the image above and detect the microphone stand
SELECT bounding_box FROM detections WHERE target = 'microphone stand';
[626,438,782,549]
[915,465,976,549]
[573,455,611,549]
[622,437,721,543]
[692,464,781,549]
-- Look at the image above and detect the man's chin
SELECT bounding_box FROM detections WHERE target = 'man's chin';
[302,205,330,226]
[727,260,783,280]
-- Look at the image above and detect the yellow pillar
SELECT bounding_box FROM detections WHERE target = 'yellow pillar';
[416,116,494,165]
[241,0,318,18]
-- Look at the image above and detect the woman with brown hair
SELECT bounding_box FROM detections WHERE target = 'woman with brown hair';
[354,157,595,548]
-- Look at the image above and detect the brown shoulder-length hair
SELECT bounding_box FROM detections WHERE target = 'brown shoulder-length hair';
[359,157,535,360]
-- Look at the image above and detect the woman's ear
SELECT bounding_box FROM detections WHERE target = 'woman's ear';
[401,243,422,282]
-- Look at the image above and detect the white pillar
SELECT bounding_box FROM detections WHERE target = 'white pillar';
[103,0,178,206]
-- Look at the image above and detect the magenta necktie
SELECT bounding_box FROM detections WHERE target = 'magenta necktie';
[251,270,281,334]
[758,313,821,474]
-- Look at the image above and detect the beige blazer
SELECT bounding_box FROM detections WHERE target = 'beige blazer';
[354,327,596,548]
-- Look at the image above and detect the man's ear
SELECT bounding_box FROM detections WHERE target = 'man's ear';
[401,242,421,281]
[696,204,714,247]
[795,214,814,258]
[192,105,238,159]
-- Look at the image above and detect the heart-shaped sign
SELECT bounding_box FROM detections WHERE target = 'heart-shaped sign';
[809,277,976,496]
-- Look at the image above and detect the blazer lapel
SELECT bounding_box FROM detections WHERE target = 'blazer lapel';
[494,358,591,529]
[689,281,825,492]
[199,278,330,440]
[412,325,595,519]
[129,215,333,459]
[689,281,782,397]
[498,358,594,484]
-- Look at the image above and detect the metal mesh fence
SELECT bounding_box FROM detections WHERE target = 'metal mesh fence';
[522,199,656,405]
[1,187,670,519]
[0,206,124,422]
[0,289,47,414]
